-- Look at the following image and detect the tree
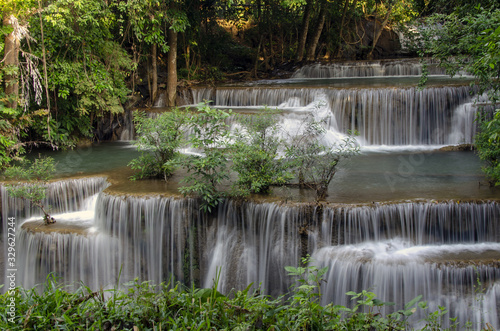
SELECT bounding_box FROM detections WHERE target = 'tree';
[128,109,187,180]
[121,0,188,106]
[296,0,312,62]
[229,108,292,196]
[0,0,43,169]
[2,14,20,109]
[179,103,231,212]
[287,112,359,201]
[25,0,134,146]
[4,156,56,224]
[305,0,327,61]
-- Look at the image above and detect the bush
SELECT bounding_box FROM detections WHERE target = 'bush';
[229,108,292,196]
[476,110,500,186]
[0,264,441,330]
[128,109,187,180]
[179,103,231,212]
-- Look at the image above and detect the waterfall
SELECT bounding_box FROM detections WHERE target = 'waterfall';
[313,245,500,329]
[320,201,500,246]
[93,195,304,296]
[199,201,303,296]
[1,177,108,223]
[153,91,167,108]
[190,85,475,145]
[16,229,120,290]
[291,59,448,78]
[93,193,194,287]
[4,178,499,328]
[313,201,500,329]
[1,177,109,288]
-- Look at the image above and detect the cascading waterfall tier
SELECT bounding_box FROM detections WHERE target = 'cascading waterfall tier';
[291,59,448,78]
[190,85,478,145]
[314,245,500,329]
[312,201,500,329]
[318,201,500,246]
[1,177,109,288]
[5,186,500,329]
[1,177,108,225]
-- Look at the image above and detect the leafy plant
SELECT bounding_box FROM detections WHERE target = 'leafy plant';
[179,103,231,213]
[0,269,453,330]
[284,255,329,329]
[0,101,26,170]
[229,108,292,196]
[476,110,500,186]
[4,156,56,224]
[128,109,187,180]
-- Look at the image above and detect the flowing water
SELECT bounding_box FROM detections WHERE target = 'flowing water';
[2,59,500,329]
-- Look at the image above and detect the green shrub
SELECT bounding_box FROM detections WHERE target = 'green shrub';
[179,103,231,212]
[287,112,359,201]
[0,264,447,330]
[229,108,292,196]
[129,109,187,181]
[476,110,500,186]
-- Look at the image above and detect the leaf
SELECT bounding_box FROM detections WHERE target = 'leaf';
[405,295,423,310]
[193,288,225,300]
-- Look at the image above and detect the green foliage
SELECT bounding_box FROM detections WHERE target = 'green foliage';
[3,156,56,224]
[284,255,330,329]
[0,100,26,170]
[4,156,56,181]
[415,0,500,15]
[417,6,500,96]
[0,22,27,170]
[25,0,135,144]
[128,109,187,180]
[476,110,500,186]
[179,103,231,213]
[0,264,469,330]
[229,108,292,196]
[119,0,189,51]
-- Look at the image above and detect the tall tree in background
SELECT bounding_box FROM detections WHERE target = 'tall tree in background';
[296,0,312,62]
[0,0,40,169]
[30,0,134,145]
[2,14,20,109]
[306,0,327,61]
[367,0,394,60]
[123,0,188,106]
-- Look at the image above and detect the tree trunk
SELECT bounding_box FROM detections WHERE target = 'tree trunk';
[367,5,393,60]
[316,184,328,201]
[336,0,351,58]
[306,1,327,62]
[151,43,158,105]
[253,36,263,78]
[3,15,20,109]
[296,0,313,62]
[39,0,51,139]
[167,28,177,107]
